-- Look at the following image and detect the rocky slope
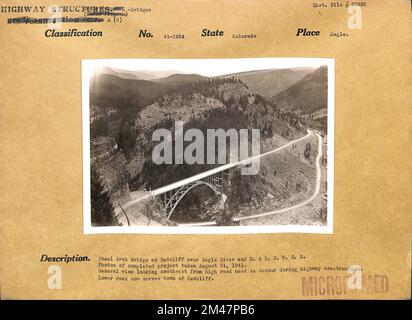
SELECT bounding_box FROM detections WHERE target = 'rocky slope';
[91,137,130,205]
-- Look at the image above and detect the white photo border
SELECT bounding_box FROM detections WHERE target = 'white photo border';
[82,58,335,235]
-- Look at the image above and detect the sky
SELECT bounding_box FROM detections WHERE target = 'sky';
[83,58,332,77]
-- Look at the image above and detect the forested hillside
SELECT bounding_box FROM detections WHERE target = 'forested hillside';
[89,67,325,225]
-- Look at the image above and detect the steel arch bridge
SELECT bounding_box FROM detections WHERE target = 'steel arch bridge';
[162,171,228,219]
[121,129,314,224]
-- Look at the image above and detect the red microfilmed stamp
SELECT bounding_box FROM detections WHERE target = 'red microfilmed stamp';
[301,265,389,297]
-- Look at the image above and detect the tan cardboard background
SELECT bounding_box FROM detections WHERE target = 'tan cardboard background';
[0,0,411,299]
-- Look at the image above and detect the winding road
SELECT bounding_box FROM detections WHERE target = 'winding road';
[232,131,322,222]
[121,129,323,226]
[178,130,323,227]
[123,129,313,211]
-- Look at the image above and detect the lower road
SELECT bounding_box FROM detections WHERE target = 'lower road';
[232,131,322,222]
[124,129,313,211]
[179,130,322,227]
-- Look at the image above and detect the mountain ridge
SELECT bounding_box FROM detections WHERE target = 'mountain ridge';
[273,65,327,115]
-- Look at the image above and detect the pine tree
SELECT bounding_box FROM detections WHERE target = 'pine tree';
[304,142,311,159]
[90,166,116,226]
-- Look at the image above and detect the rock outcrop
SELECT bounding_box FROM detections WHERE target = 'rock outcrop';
[91,137,130,205]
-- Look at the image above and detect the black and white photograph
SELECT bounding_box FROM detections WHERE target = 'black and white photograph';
[82,58,334,234]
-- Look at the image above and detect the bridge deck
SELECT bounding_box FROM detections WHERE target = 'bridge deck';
[124,129,312,210]
[151,129,312,196]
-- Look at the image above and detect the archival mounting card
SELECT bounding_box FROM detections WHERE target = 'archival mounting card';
[0,0,411,300]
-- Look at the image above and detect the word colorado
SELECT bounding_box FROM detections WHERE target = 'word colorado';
[45,28,102,37]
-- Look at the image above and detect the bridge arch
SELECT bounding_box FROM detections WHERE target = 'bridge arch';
[166,181,224,220]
